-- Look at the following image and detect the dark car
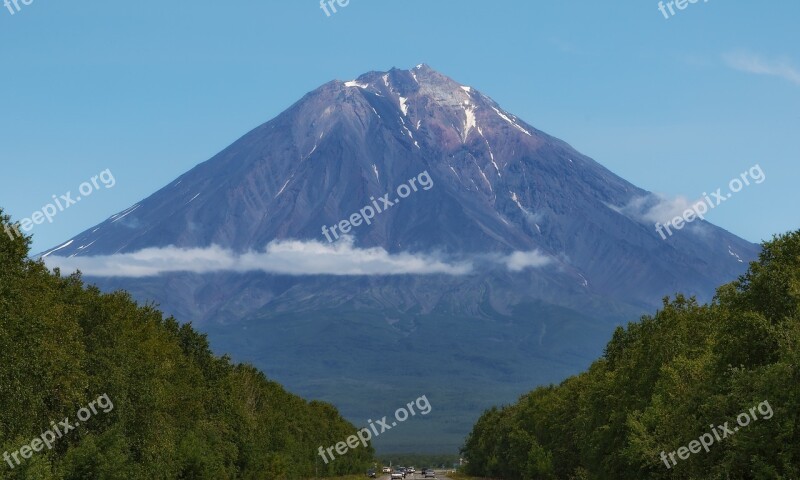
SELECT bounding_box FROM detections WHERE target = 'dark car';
[366,469,376,478]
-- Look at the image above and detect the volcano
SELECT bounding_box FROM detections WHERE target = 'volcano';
[42,64,758,452]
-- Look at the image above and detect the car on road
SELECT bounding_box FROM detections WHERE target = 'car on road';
[366,469,376,478]
[424,469,436,478]
[382,466,392,473]
[408,467,416,473]
[390,470,404,479]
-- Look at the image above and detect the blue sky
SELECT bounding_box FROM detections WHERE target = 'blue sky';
[1,0,797,252]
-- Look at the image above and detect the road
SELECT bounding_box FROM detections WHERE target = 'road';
[375,471,455,480]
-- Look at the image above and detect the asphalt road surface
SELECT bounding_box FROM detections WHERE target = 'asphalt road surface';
[376,471,454,480]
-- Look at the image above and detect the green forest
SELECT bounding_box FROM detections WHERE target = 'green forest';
[0,210,373,479]
[462,231,800,479]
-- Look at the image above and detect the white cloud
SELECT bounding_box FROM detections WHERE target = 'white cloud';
[43,238,554,278]
[500,250,552,272]
[44,238,472,277]
[723,51,800,86]
[612,193,706,226]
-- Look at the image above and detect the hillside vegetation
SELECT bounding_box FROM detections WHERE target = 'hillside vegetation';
[0,210,373,479]
[462,231,800,479]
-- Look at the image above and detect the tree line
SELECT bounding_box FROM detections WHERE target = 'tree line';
[462,231,800,479]
[0,210,374,479]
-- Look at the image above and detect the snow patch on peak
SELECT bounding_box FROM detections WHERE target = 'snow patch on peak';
[491,106,532,136]
[399,96,409,116]
[509,192,544,229]
[41,240,74,259]
[111,204,141,223]
[77,240,97,251]
[462,105,477,142]
[477,165,493,192]
[478,127,500,176]
[460,86,472,93]
[275,178,291,198]
[511,192,525,210]
[449,165,461,180]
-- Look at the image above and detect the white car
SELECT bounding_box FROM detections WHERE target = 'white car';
[382,467,392,473]
[391,471,404,479]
